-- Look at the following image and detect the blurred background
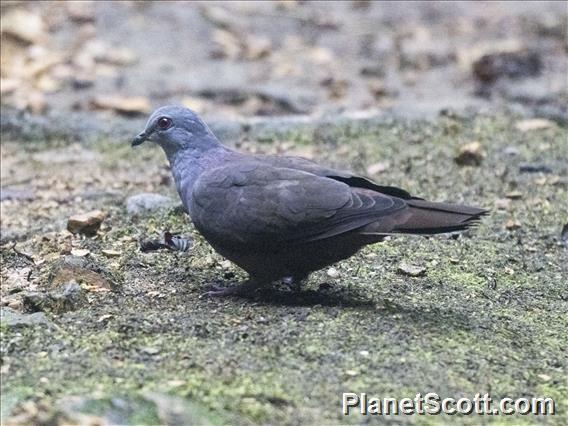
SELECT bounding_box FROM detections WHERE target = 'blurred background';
[1,0,567,122]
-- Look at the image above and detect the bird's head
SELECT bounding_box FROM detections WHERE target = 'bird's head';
[132,105,218,156]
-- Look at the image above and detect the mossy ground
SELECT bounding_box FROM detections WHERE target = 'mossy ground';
[1,114,567,425]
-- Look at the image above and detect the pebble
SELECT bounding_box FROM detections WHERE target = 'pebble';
[0,307,52,328]
[505,219,522,230]
[397,263,426,277]
[515,118,556,132]
[326,267,340,278]
[126,193,175,215]
[455,141,485,166]
[67,210,106,235]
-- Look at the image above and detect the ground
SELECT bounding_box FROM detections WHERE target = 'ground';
[1,1,567,425]
[1,112,566,425]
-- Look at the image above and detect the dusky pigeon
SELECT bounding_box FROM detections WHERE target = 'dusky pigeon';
[133,106,487,295]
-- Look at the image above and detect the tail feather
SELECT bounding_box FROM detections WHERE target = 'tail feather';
[393,200,487,235]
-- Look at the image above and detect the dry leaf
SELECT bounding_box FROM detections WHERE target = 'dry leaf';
[101,249,121,258]
[91,95,151,115]
[515,119,556,132]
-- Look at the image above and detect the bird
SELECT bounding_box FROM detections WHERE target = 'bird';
[132,105,487,296]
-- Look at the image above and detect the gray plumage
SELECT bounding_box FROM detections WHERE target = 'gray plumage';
[133,106,487,295]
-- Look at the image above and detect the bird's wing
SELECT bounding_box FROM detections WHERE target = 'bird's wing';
[258,154,418,199]
[191,162,407,248]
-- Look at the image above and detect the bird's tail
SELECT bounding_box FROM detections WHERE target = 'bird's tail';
[393,200,487,235]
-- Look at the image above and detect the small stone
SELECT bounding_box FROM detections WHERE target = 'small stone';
[142,346,161,355]
[220,260,232,269]
[505,219,522,230]
[101,249,121,257]
[67,210,105,236]
[538,374,552,382]
[494,198,510,210]
[70,249,90,257]
[366,161,389,176]
[326,267,340,278]
[503,146,520,156]
[397,263,426,277]
[0,307,52,328]
[455,141,485,166]
[126,193,175,215]
[345,370,359,376]
[505,191,523,200]
[359,350,369,357]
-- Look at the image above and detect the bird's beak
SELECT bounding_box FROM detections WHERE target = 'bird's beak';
[132,132,148,147]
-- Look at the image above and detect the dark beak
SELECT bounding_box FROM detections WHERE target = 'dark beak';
[132,132,148,147]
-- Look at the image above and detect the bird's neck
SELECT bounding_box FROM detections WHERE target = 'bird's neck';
[167,144,231,212]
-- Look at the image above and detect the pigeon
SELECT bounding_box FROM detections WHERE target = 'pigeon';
[133,106,487,296]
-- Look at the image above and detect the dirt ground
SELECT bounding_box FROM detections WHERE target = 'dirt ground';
[1,1,567,425]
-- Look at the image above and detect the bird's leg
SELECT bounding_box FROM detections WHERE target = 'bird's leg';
[203,278,262,297]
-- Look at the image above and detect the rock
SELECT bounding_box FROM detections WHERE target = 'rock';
[505,219,522,230]
[126,193,175,215]
[397,263,426,277]
[23,282,86,314]
[473,50,542,83]
[326,267,340,278]
[67,210,106,236]
[455,141,485,166]
[50,256,112,292]
[0,307,52,328]
[515,118,556,132]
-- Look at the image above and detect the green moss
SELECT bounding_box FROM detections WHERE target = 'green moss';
[2,113,567,425]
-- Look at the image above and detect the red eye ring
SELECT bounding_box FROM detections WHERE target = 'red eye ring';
[157,117,172,130]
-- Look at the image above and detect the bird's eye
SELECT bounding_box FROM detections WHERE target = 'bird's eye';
[157,117,172,130]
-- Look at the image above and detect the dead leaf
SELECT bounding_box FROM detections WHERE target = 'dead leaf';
[101,249,121,258]
[515,119,556,132]
[90,95,151,116]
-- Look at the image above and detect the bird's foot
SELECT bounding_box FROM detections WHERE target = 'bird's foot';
[281,275,307,292]
[202,280,260,297]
